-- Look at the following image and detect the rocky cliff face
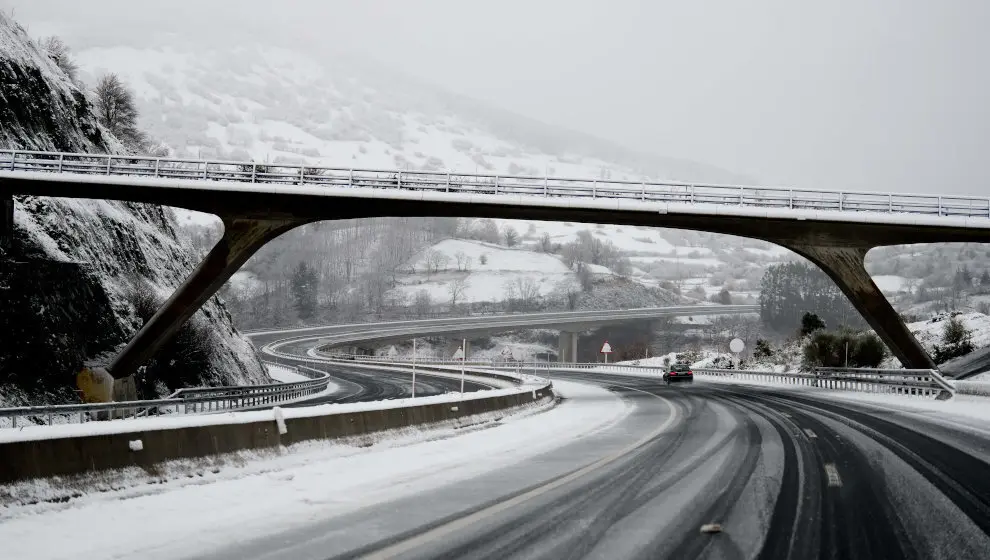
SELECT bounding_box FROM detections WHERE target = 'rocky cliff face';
[0,13,267,406]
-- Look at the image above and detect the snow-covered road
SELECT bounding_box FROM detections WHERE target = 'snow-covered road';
[6,373,990,560]
[0,379,629,560]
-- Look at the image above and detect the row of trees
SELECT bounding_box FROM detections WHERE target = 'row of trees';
[759,262,863,333]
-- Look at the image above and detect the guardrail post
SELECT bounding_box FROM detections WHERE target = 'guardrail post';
[57,153,64,173]
[106,155,112,175]
[739,186,744,205]
[938,196,943,216]
[154,158,160,177]
[8,150,15,170]
[349,169,354,186]
[641,181,646,201]
[251,164,257,183]
[789,189,793,209]
[889,194,893,212]
[397,171,402,188]
[592,180,597,198]
[690,185,695,204]
[202,162,208,180]
[494,176,499,194]
[544,175,548,196]
[838,192,843,211]
[445,172,450,192]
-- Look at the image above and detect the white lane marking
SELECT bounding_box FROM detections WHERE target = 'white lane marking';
[700,523,723,534]
[361,383,680,559]
[824,463,842,487]
[804,428,818,439]
[781,412,792,418]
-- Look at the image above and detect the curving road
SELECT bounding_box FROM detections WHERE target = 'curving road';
[262,338,494,407]
[211,370,990,560]
[245,305,757,351]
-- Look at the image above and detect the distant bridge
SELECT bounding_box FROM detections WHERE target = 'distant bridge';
[2,150,988,379]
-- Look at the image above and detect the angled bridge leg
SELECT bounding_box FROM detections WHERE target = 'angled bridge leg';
[108,216,309,378]
[783,244,935,370]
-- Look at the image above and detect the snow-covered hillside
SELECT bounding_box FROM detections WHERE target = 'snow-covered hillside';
[72,42,745,185]
[0,13,267,405]
[393,239,576,305]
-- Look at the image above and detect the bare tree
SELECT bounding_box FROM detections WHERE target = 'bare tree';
[474,219,500,244]
[539,232,553,253]
[448,277,469,310]
[39,36,79,84]
[414,289,432,317]
[454,250,468,271]
[514,276,540,303]
[426,250,450,274]
[93,73,146,149]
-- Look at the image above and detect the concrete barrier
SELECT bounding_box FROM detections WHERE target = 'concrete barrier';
[0,383,553,484]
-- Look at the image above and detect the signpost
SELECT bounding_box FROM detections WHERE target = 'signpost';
[729,337,745,369]
[600,340,613,364]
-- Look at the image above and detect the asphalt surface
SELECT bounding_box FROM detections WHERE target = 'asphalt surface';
[283,360,493,408]
[209,371,990,560]
[264,335,494,406]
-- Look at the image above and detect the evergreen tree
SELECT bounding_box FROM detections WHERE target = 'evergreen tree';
[290,261,319,321]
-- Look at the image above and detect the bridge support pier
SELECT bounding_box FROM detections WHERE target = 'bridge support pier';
[108,216,309,378]
[782,244,936,370]
[0,189,12,253]
[558,331,578,363]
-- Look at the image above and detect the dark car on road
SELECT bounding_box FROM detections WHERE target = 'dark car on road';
[663,363,694,383]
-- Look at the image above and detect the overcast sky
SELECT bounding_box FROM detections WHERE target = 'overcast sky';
[6,0,989,195]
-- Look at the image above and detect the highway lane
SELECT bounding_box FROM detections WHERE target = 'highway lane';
[208,371,990,560]
[263,336,494,407]
[283,361,492,408]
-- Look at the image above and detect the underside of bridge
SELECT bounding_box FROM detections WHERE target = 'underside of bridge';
[4,174,990,380]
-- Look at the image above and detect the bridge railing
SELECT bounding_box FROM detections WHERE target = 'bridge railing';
[3,149,989,218]
[0,363,330,429]
[321,354,952,399]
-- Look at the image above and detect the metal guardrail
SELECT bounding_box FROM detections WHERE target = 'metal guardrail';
[3,149,990,218]
[0,363,331,428]
[324,354,953,399]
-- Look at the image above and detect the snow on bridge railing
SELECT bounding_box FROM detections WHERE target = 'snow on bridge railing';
[3,149,989,218]
[0,362,330,429]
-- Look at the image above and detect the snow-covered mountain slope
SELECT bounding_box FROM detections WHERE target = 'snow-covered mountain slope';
[73,42,745,184]
[0,18,119,152]
[0,14,266,405]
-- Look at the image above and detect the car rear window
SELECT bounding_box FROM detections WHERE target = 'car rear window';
[671,364,691,372]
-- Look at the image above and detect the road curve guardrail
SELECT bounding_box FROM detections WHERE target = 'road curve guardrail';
[0,363,329,428]
[322,354,954,400]
[3,149,989,219]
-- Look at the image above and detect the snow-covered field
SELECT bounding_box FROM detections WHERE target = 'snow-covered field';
[392,239,577,304]
[266,363,311,383]
[0,379,629,560]
[906,312,990,351]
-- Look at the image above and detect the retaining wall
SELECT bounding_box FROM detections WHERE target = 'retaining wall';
[0,383,553,483]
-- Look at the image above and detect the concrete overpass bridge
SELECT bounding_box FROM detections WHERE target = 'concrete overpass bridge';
[2,150,989,380]
[247,304,759,362]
